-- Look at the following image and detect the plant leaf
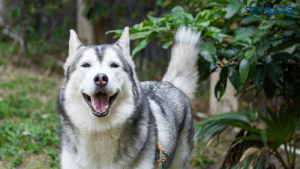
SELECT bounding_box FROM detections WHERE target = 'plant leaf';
[253,66,266,87]
[263,76,276,99]
[171,6,184,14]
[229,66,243,91]
[239,58,250,83]
[232,152,258,169]
[225,2,242,19]
[215,81,226,101]
[200,42,217,64]
[241,16,263,25]
[266,62,283,86]
[245,46,256,59]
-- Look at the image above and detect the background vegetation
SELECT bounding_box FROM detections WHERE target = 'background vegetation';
[0,0,300,168]
[108,0,300,168]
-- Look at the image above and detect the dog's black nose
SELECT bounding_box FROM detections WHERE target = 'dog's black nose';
[94,73,108,86]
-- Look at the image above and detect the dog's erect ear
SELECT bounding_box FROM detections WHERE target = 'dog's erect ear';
[64,30,83,72]
[69,30,83,57]
[115,27,130,56]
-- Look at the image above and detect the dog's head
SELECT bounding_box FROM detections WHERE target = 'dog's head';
[63,27,139,120]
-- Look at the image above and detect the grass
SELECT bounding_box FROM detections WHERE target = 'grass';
[0,65,61,169]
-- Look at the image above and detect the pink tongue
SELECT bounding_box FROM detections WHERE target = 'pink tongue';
[91,94,109,112]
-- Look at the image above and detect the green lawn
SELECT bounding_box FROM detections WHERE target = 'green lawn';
[0,65,62,169]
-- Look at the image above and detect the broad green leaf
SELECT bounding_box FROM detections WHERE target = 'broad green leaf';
[258,46,268,56]
[146,31,158,41]
[200,42,217,64]
[216,32,232,38]
[245,46,256,59]
[219,67,228,86]
[129,28,143,34]
[161,40,173,49]
[241,16,263,25]
[131,31,158,56]
[178,12,193,20]
[105,29,122,34]
[139,21,153,28]
[259,20,276,30]
[240,37,252,45]
[195,10,211,22]
[229,66,243,91]
[132,39,148,57]
[234,27,256,44]
[215,81,226,101]
[206,26,222,33]
[113,33,122,39]
[147,15,162,25]
[130,31,150,40]
[225,2,242,19]
[239,58,250,83]
[234,42,249,47]
[218,48,237,59]
[248,54,257,80]
[203,2,226,8]
[210,8,227,18]
[253,30,266,43]
[171,6,184,14]
[214,68,228,101]
[253,66,266,87]
[266,62,283,86]
[197,21,210,27]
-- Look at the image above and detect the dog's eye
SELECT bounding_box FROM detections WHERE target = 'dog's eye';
[82,63,90,68]
[111,63,119,68]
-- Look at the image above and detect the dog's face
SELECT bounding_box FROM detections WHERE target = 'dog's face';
[63,28,138,120]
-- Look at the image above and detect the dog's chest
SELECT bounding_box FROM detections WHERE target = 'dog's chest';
[77,130,122,168]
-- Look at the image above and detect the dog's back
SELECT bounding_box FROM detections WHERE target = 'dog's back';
[139,27,200,168]
[141,81,194,168]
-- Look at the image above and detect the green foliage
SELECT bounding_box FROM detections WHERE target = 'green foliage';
[107,0,300,168]
[1,0,76,68]
[197,102,299,168]
[108,0,300,103]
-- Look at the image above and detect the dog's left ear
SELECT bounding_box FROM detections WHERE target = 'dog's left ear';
[115,27,130,56]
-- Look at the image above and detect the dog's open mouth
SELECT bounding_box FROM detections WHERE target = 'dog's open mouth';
[83,92,117,117]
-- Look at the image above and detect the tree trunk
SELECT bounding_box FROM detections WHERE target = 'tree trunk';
[76,0,94,45]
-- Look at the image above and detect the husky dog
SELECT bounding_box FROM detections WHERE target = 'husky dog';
[57,26,200,169]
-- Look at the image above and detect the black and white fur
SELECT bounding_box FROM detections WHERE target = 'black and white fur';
[57,27,200,169]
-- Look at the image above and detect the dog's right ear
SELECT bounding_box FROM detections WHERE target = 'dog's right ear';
[64,30,83,72]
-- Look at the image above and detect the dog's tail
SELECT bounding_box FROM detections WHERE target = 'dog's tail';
[163,27,201,99]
